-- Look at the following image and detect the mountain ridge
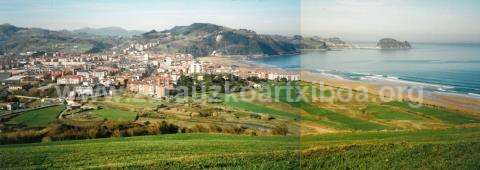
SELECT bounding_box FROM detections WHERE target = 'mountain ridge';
[73,27,144,37]
[0,23,113,54]
[1,23,358,56]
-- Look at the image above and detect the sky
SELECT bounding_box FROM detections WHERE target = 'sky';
[302,0,480,42]
[1,0,479,42]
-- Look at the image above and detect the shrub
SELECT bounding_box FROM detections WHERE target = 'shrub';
[0,130,43,144]
[261,114,275,120]
[207,124,223,133]
[2,120,181,144]
[271,124,288,136]
[159,121,179,134]
[250,113,261,119]
[126,128,135,137]
[147,122,161,135]
[87,127,99,139]
[129,126,148,136]
[112,129,121,137]
[198,111,212,117]
[190,124,208,133]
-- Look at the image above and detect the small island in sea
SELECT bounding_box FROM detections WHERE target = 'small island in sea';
[377,38,412,49]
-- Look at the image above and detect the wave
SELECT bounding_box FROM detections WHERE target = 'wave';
[468,93,480,98]
[309,69,480,99]
[360,74,454,89]
[312,70,461,94]
[312,69,346,80]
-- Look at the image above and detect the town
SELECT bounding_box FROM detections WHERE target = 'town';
[0,42,299,133]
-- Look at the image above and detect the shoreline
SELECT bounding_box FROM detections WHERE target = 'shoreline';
[301,71,480,114]
[201,56,480,115]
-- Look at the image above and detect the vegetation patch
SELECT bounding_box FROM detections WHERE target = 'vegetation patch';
[225,95,299,120]
[364,104,421,120]
[268,83,387,130]
[90,106,137,121]
[6,105,65,128]
[1,128,480,169]
[386,101,480,124]
[302,142,480,169]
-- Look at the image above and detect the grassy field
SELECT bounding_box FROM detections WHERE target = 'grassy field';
[364,103,421,120]
[385,101,480,124]
[225,95,299,120]
[107,96,162,108]
[6,105,65,128]
[90,106,137,121]
[268,84,388,130]
[1,128,479,169]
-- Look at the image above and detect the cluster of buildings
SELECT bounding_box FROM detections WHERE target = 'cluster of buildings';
[0,48,300,110]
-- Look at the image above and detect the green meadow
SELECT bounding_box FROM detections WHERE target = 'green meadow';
[90,106,137,121]
[6,105,65,128]
[1,128,480,169]
[386,101,480,124]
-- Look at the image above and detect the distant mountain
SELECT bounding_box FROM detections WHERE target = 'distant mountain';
[73,27,143,37]
[139,23,302,57]
[0,23,350,57]
[0,24,113,54]
[377,38,411,49]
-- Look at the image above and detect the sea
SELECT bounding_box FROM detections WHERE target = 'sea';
[255,43,480,98]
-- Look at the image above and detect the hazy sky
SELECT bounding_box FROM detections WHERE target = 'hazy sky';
[1,0,479,42]
[302,0,480,42]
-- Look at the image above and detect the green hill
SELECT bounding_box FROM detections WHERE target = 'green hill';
[1,128,480,169]
[0,24,113,54]
[140,23,302,56]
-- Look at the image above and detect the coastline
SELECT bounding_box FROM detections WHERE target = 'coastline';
[301,71,480,114]
[202,56,480,115]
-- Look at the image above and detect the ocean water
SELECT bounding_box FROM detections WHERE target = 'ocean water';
[256,43,480,96]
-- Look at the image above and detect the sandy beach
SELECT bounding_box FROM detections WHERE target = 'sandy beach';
[301,71,480,114]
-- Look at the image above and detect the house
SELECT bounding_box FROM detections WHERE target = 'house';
[127,76,170,98]
[75,85,94,96]
[76,71,90,78]
[189,61,203,74]
[2,75,24,85]
[0,102,23,111]
[8,85,22,91]
[267,72,300,81]
[57,75,83,85]
[93,71,106,80]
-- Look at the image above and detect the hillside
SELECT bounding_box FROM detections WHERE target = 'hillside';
[1,23,351,56]
[139,23,303,57]
[0,24,113,54]
[1,129,480,169]
[73,27,144,37]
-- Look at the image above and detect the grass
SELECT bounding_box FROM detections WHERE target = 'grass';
[268,83,387,130]
[364,104,421,120]
[90,106,137,121]
[302,141,480,169]
[301,103,388,130]
[225,95,299,120]
[0,134,301,169]
[1,128,480,169]
[6,105,65,128]
[109,96,161,108]
[386,101,480,124]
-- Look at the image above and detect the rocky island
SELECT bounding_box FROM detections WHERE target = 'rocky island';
[377,38,411,49]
